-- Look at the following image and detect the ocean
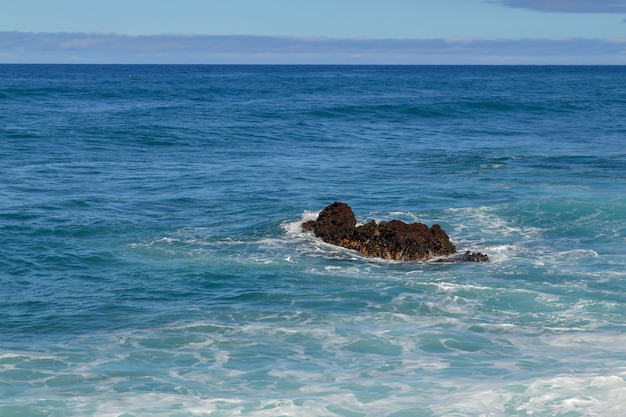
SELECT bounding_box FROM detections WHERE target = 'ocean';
[1,64,626,416]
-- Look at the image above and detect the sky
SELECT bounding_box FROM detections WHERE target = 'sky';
[1,0,626,64]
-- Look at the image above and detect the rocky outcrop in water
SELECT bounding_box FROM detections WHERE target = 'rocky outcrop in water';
[302,202,488,262]
[434,251,490,263]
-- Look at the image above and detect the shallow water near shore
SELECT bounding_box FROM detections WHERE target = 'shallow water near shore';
[1,64,626,416]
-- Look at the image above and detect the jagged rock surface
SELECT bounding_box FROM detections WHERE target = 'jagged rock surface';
[302,202,488,262]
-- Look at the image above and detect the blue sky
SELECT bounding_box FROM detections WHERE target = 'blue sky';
[2,0,626,64]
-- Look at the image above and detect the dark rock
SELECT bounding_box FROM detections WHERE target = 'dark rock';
[434,251,490,263]
[302,201,356,246]
[303,202,488,262]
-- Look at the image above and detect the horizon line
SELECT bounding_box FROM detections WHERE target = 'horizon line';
[2,31,626,65]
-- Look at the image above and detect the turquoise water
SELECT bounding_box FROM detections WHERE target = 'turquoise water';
[1,65,626,416]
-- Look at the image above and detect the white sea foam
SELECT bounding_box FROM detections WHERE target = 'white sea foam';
[14,371,626,417]
[282,210,319,236]
[510,374,626,416]
[447,205,542,241]
[480,163,505,169]
[559,248,599,260]
[5,317,626,417]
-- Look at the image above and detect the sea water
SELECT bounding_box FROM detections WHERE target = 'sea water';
[1,65,626,416]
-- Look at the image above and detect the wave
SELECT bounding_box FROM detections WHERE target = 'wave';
[6,315,625,417]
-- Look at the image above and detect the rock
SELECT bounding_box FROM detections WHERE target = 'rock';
[434,251,490,263]
[303,202,488,262]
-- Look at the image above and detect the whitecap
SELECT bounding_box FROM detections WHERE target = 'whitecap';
[480,163,505,169]
[424,372,626,417]
[559,248,599,260]
[281,210,319,236]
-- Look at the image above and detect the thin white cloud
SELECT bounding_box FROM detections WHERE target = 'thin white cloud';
[495,0,626,13]
[1,31,625,64]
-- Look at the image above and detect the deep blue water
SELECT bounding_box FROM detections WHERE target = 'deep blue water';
[1,65,626,416]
